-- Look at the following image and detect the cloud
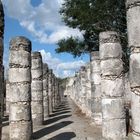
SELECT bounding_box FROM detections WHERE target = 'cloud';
[2,0,83,44]
[40,50,85,78]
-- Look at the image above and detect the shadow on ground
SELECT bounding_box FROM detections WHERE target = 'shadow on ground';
[43,114,72,125]
[2,116,9,127]
[48,132,76,140]
[49,110,71,117]
[33,121,73,139]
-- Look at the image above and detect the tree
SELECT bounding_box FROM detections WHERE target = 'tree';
[56,0,127,57]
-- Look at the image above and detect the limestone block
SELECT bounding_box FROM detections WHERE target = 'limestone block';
[91,113,102,125]
[10,102,31,121]
[102,119,126,140]
[101,59,123,76]
[31,101,43,114]
[132,134,140,140]
[9,68,31,82]
[31,69,43,79]
[43,90,48,97]
[131,93,140,132]
[91,98,102,113]
[31,52,42,69]
[91,73,101,84]
[9,50,31,66]
[43,79,48,90]
[101,77,124,97]
[90,51,100,61]
[130,53,140,87]
[10,121,32,140]
[10,83,31,102]
[102,98,125,120]
[31,80,43,91]
[100,43,122,59]
[32,113,43,125]
[90,60,100,72]
[127,4,140,47]
[31,91,43,101]
[91,84,101,98]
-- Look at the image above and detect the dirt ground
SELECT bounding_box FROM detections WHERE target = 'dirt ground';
[2,97,132,140]
[2,98,102,140]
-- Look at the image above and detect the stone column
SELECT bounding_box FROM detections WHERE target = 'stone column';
[43,63,49,121]
[31,52,43,127]
[9,36,32,140]
[85,63,91,117]
[54,78,58,106]
[0,1,4,138]
[1,65,4,117]
[48,69,53,114]
[51,75,55,110]
[6,80,10,115]
[100,31,126,140]
[79,66,86,113]
[126,1,140,139]
[90,51,102,125]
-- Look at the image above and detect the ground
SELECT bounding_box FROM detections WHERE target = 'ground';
[2,97,102,140]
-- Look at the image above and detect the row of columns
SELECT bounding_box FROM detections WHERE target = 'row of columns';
[5,36,62,140]
[66,31,133,140]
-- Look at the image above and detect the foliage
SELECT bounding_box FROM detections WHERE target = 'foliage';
[56,0,127,57]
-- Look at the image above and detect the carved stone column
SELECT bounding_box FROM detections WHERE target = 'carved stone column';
[31,52,43,127]
[126,1,140,139]
[48,69,53,114]
[100,31,126,140]
[85,63,91,117]
[9,36,32,140]
[43,63,49,121]
[90,51,102,125]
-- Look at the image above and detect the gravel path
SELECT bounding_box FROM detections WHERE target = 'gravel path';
[2,97,102,140]
[32,97,102,140]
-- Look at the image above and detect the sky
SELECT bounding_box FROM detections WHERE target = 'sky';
[2,0,89,78]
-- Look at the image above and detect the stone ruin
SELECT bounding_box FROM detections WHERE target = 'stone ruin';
[0,0,140,140]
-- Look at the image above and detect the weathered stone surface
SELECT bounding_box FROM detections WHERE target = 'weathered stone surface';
[102,119,126,140]
[9,50,31,66]
[9,68,31,82]
[130,53,140,87]
[9,102,31,121]
[9,36,32,140]
[91,84,101,98]
[127,1,140,138]
[91,98,102,114]
[131,93,140,132]
[127,1,140,47]
[101,77,124,97]
[102,98,125,120]
[101,59,123,76]
[31,81,43,92]
[31,51,43,127]
[6,81,10,114]
[9,83,31,102]
[31,91,43,101]
[100,31,126,139]
[31,69,43,79]
[9,121,32,140]
[48,69,53,114]
[90,51,102,125]
[31,101,43,114]
[100,43,122,59]
[91,73,101,85]
[90,60,100,72]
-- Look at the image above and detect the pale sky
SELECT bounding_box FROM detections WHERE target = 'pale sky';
[2,0,89,78]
